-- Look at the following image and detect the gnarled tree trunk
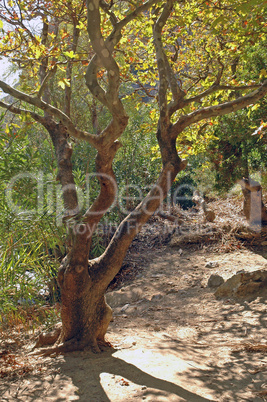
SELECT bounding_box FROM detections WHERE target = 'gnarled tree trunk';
[38,127,184,354]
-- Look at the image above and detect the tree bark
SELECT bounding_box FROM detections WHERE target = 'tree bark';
[34,122,185,354]
[240,178,267,227]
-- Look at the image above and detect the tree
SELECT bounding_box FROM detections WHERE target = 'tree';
[206,39,267,192]
[206,103,267,192]
[0,0,267,354]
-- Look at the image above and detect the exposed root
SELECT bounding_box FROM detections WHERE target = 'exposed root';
[97,339,113,351]
[242,343,267,353]
[33,325,62,349]
[256,390,267,399]
[30,335,113,357]
[29,338,82,356]
[232,343,267,353]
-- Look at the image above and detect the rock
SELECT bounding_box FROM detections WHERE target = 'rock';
[166,288,179,294]
[106,286,143,307]
[208,274,224,288]
[204,208,216,223]
[170,233,211,246]
[215,270,267,300]
[120,303,130,312]
[151,294,163,301]
[222,224,232,233]
[205,261,219,268]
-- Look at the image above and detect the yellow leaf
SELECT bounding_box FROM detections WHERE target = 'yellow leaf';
[259,69,267,79]
[58,80,65,89]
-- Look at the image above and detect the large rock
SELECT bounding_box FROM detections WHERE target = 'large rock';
[106,286,143,307]
[215,270,267,300]
[208,274,224,288]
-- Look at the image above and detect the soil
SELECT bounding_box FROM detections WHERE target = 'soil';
[1,196,267,401]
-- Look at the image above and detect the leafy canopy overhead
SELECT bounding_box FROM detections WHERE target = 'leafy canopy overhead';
[0,0,266,150]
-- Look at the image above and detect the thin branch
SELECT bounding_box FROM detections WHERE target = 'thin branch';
[214,58,224,85]
[184,83,262,105]
[117,0,160,30]
[65,20,80,117]
[38,67,57,99]
[0,100,47,125]
[100,0,118,26]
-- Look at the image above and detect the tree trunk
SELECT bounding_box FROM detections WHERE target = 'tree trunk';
[35,123,184,354]
[192,190,216,223]
[56,257,112,352]
[240,178,267,226]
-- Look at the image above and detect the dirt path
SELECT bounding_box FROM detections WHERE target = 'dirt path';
[1,243,267,401]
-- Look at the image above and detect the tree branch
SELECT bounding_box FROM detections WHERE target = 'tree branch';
[0,80,100,148]
[117,0,160,30]
[86,0,129,148]
[94,157,183,288]
[85,0,160,117]
[0,100,47,125]
[152,1,187,127]
[65,17,81,117]
[184,83,262,106]
[70,141,122,262]
[153,0,173,129]
[38,67,57,99]
[171,80,267,138]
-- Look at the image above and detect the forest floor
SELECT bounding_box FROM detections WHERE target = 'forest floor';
[1,196,267,401]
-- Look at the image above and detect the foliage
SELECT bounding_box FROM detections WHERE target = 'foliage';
[0,117,64,327]
[171,170,197,210]
[206,39,267,193]
[206,107,267,192]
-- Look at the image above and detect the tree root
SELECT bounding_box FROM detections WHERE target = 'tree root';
[97,339,113,349]
[232,342,267,353]
[31,329,113,356]
[156,211,183,224]
[33,325,62,349]
[29,338,81,356]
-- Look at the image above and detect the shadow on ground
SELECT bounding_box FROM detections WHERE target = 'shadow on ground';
[55,348,215,401]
